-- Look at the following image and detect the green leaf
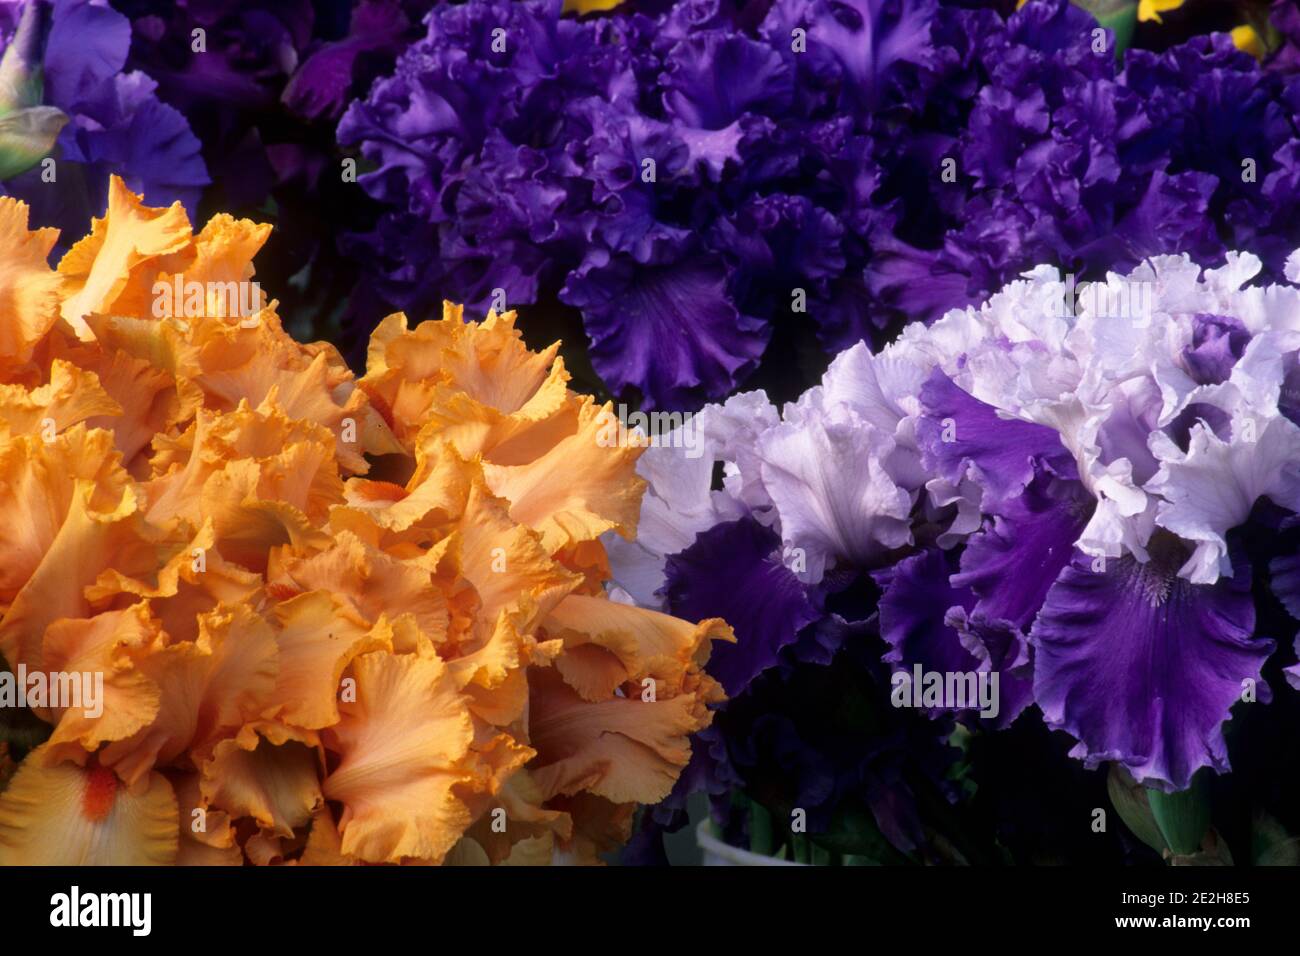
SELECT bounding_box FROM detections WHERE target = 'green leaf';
[749,797,776,857]
[1107,764,1169,855]
[0,105,66,179]
[1147,771,1212,857]
[1071,0,1138,60]
[807,801,911,864]
[791,834,811,864]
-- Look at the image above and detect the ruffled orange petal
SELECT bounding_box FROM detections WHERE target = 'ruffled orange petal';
[359,307,563,446]
[267,530,449,640]
[185,313,377,474]
[263,590,391,729]
[0,358,120,441]
[200,723,323,838]
[298,803,355,865]
[482,397,647,551]
[461,765,571,865]
[448,603,558,705]
[195,458,331,572]
[0,424,131,605]
[0,210,733,868]
[46,338,195,474]
[41,603,164,762]
[414,364,572,463]
[527,667,706,805]
[243,827,288,865]
[88,519,263,645]
[339,436,470,535]
[100,604,279,785]
[549,793,636,864]
[171,771,242,866]
[0,196,63,376]
[145,402,344,532]
[543,593,732,699]
[453,474,580,638]
[58,176,192,338]
[0,476,160,672]
[176,214,271,305]
[434,308,561,414]
[321,649,477,863]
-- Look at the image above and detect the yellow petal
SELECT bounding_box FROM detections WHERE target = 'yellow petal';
[1138,0,1184,24]
[563,0,625,13]
[0,757,178,865]
[1232,24,1266,60]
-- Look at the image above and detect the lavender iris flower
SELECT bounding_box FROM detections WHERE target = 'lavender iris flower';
[612,246,1300,815]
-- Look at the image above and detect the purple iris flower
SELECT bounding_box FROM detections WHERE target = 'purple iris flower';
[0,0,208,251]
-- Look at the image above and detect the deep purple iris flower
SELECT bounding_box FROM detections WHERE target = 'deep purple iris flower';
[115,0,436,209]
[340,0,1300,413]
[340,0,935,410]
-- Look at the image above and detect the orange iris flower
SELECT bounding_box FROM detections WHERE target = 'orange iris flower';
[0,177,731,865]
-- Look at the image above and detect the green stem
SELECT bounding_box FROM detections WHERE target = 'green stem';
[750,799,775,857]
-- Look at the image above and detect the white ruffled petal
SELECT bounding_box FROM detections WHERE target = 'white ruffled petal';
[1149,416,1300,582]
[757,407,913,584]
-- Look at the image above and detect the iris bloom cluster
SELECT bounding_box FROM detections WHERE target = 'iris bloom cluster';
[614,244,1300,855]
[0,178,728,865]
[339,0,1300,413]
